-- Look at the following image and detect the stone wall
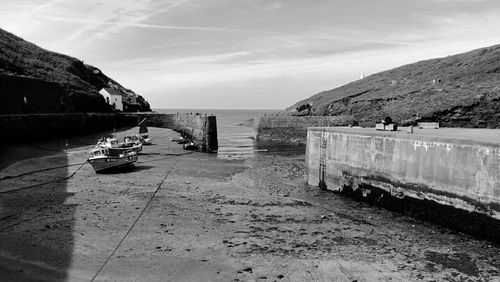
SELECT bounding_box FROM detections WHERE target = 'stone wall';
[143,113,218,152]
[0,75,76,114]
[0,112,218,152]
[253,115,354,145]
[306,127,500,220]
[0,113,137,143]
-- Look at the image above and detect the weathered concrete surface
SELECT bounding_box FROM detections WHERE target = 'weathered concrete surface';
[1,127,500,281]
[306,127,500,220]
[253,115,354,145]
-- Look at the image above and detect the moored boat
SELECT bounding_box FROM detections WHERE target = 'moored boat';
[87,147,138,173]
[124,134,152,145]
[183,141,198,150]
[97,136,143,153]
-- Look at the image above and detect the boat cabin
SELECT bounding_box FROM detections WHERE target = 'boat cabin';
[90,148,109,158]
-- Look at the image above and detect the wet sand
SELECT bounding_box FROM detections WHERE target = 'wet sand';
[0,127,499,281]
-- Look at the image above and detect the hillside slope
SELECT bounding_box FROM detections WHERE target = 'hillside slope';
[287,44,500,128]
[0,28,150,114]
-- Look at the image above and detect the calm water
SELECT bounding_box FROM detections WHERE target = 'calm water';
[155,109,290,159]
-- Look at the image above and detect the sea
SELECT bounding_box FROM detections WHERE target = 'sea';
[155,109,304,159]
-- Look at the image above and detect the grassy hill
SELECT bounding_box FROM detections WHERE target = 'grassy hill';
[287,44,500,128]
[0,28,151,114]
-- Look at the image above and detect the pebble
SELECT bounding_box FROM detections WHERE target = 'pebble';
[242,267,253,273]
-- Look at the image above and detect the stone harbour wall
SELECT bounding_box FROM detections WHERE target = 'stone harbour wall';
[144,113,218,152]
[306,127,500,220]
[253,115,354,145]
[0,113,137,143]
[0,112,218,152]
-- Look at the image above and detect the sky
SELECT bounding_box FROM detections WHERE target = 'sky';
[1,0,500,109]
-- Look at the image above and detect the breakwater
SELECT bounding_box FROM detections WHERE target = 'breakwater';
[0,112,218,152]
[306,127,500,241]
[253,115,354,145]
[144,113,218,152]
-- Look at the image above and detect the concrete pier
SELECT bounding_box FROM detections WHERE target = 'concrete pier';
[306,127,500,220]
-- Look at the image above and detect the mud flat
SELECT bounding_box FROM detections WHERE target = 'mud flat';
[0,127,499,281]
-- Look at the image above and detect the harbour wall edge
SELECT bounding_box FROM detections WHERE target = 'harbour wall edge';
[0,113,218,152]
[306,127,500,220]
[252,115,354,145]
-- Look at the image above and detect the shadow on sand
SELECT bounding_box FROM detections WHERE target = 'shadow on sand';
[0,129,120,280]
[0,139,76,280]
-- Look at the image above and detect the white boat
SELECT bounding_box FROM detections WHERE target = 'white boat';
[124,134,152,145]
[183,141,198,150]
[96,136,143,153]
[87,147,138,173]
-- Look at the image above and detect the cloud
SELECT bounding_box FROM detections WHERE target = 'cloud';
[2,0,500,109]
[236,0,283,10]
[39,15,276,34]
[62,0,182,44]
[430,9,500,41]
[91,0,192,38]
[429,0,489,3]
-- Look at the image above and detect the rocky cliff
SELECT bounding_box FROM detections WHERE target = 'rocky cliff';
[0,28,151,114]
[287,44,500,128]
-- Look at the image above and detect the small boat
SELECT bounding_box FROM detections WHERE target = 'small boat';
[124,134,152,146]
[139,118,148,137]
[140,135,152,145]
[183,141,198,150]
[97,136,143,153]
[87,147,138,173]
[171,136,185,143]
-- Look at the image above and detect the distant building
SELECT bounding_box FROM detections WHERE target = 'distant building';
[99,88,123,111]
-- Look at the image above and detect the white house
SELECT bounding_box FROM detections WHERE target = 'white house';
[99,88,123,111]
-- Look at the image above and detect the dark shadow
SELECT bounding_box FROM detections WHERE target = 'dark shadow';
[129,165,155,172]
[0,139,75,281]
[96,164,154,174]
[138,152,161,156]
[338,183,500,245]
[0,127,129,280]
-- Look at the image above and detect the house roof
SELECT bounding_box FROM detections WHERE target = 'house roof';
[101,87,122,97]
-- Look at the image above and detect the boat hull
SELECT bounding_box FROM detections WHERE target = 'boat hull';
[88,154,138,173]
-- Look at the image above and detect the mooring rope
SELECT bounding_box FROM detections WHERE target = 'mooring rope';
[90,161,178,281]
[137,151,194,164]
[0,162,87,181]
[0,162,87,195]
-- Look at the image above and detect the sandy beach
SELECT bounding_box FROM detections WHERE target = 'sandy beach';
[0,127,499,281]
